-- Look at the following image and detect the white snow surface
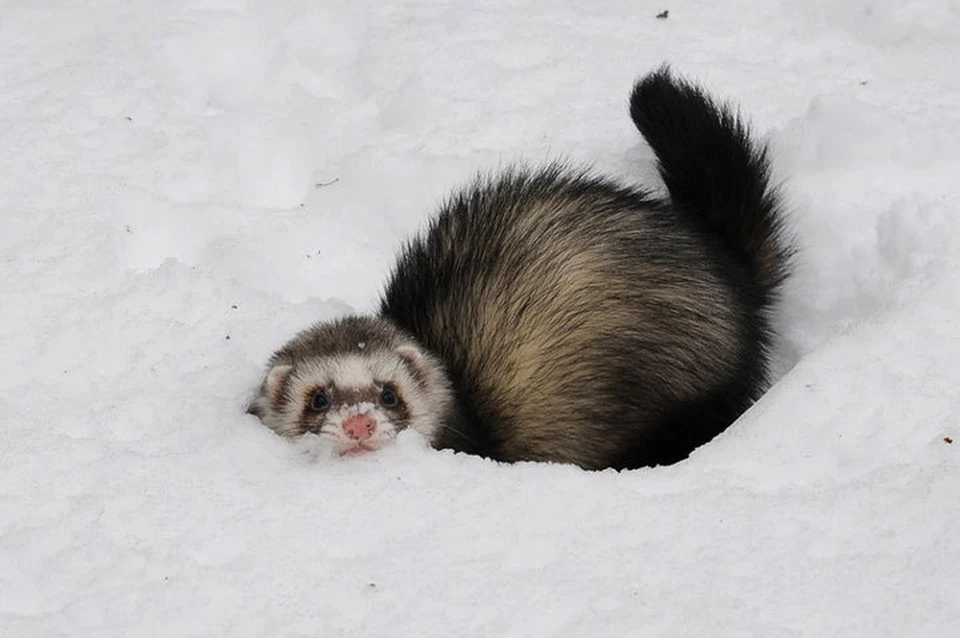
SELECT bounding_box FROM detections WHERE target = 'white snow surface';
[3,1,959,636]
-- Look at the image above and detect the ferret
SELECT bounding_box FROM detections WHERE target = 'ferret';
[248,66,791,470]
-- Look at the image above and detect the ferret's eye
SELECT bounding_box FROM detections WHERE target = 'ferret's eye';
[309,390,329,412]
[380,387,399,408]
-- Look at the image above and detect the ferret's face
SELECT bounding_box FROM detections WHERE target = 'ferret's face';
[249,345,450,456]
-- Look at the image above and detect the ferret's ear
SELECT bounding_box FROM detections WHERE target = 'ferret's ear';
[262,363,294,410]
[396,345,432,387]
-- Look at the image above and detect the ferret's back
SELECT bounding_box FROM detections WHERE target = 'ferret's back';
[381,167,753,469]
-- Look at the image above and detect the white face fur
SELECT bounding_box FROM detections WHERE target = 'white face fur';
[250,345,452,456]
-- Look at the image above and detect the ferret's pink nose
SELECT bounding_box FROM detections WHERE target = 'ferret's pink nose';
[343,414,376,440]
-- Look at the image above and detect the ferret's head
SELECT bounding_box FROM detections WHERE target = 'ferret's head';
[248,316,452,456]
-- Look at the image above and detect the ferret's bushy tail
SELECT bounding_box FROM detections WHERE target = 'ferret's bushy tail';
[630,66,790,293]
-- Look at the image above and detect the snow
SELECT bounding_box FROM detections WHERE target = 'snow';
[2,0,958,635]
